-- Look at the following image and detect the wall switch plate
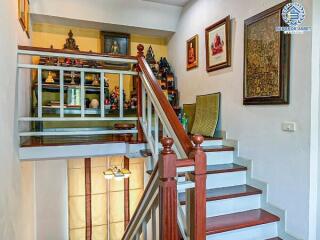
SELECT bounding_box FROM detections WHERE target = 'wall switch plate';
[282,122,297,132]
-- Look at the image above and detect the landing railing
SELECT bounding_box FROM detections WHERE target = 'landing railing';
[122,45,207,239]
[17,46,140,138]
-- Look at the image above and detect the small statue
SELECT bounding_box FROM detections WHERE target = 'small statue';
[63,30,79,51]
[92,75,99,86]
[70,71,76,85]
[110,40,120,54]
[45,71,55,83]
[89,99,99,109]
[146,45,156,64]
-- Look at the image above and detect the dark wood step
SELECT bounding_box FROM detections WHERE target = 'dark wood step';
[206,209,280,235]
[147,163,247,176]
[202,145,234,152]
[266,238,282,240]
[179,184,262,205]
[205,163,247,175]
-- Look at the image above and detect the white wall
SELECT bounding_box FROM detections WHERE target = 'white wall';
[168,0,314,239]
[30,0,182,33]
[35,160,69,240]
[0,0,31,239]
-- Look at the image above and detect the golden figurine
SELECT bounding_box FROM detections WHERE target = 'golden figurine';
[110,40,120,54]
[45,71,55,83]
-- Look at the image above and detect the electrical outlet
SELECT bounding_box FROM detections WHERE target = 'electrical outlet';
[282,122,296,132]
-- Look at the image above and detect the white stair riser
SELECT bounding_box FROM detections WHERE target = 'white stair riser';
[206,151,234,165]
[127,143,148,153]
[207,171,246,189]
[199,139,223,146]
[181,194,261,217]
[206,194,261,217]
[206,222,278,240]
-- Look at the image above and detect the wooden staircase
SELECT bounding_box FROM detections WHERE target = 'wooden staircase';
[121,45,284,240]
[177,141,282,239]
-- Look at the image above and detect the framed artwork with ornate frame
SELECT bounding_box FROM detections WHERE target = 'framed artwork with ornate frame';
[18,0,30,38]
[205,16,231,72]
[18,0,25,30]
[243,1,291,105]
[186,34,199,71]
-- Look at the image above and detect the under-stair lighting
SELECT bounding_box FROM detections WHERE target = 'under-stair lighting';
[103,166,131,180]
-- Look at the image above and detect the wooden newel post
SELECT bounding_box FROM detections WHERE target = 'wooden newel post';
[186,135,207,240]
[159,137,178,240]
[136,44,144,141]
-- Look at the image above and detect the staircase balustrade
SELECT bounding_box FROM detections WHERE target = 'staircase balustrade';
[121,45,206,240]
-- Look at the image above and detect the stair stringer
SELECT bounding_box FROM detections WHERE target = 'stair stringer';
[223,135,300,240]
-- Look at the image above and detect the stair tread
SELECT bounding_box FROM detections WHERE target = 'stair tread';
[206,209,280,235]
[202,145,234,152]
[179,184,262,204]
[189,134,223,141]
[266,238,282,240]
[205,163,247,174]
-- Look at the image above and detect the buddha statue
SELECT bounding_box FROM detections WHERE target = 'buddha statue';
[63,30,79,51]
[110,40,120,54]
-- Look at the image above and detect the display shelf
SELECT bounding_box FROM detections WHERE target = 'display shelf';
[34,83,108,94]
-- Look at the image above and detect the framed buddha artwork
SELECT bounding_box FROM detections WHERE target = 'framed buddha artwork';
[186,35,199,71]
[243,1,290,105]
[205,16,231,72]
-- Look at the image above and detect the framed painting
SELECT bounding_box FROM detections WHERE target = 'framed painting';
[101,31,130,56]
[18,0,25,30]
[243,1,291,105]
[205,16,231,72]
[186,34,199,70]
[24,0,30,38]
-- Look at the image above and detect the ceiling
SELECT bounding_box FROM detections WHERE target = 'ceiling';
[143,0,190,7]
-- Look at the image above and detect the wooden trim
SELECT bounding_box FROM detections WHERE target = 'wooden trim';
[85,158,92,240]
[124,156,130,228]
[138,56,193,155]
[159,138,178,240]
[176,158,195,168]
[17,45,137,60]
[186,135,207,240]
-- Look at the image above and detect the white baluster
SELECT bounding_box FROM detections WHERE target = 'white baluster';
[142,85,146,124]
[154,115,159,161]
[142,220,147,240]
[147,97,152,138]
[119,73,124,118]
[100,72,105,117]
[59,69,64,118]
[151,207,157,240]
[80,71,85,117]
[37,68,42,118]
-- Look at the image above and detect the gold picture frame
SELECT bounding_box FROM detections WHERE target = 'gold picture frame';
[18,0,30,38]
[186,34,199,71]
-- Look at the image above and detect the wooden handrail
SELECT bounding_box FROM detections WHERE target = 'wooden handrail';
[18,45,137,60]
[176,158,195,168]
[122,162,159,240]
[137,54,193,155]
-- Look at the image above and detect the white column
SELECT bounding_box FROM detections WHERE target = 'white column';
[37,68,42,118]
[59,70,64,118]
[80,71,85,117]
[100,72,105,117]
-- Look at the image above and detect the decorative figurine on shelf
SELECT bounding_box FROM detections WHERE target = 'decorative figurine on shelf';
[110,86,120,110]
[45,71,55,83]
[92,75,99,86]
[89,99,99,109]
[111,40,120,54]
[70,71,76,85]
[130,95,137,109]
[146,45,156,64]
[63,30,79,51]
